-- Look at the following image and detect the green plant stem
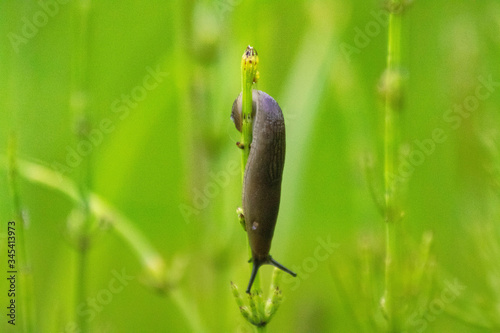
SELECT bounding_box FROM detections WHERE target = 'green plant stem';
[170,289,206,333]
[384,3,402,216]
[240,46,258,177]
[383,5,402,332]
[240,46,262,292]
[70,1,92,331]
[7,135,35,332]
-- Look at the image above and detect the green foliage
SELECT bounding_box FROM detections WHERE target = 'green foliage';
[1,0,500,332]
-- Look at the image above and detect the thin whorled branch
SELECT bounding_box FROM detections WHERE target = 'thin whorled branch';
[0,156,206,332]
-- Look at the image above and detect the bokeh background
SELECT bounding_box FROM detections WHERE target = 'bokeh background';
[1,0,500,332]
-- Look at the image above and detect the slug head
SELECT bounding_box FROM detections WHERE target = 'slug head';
[231,91,257,132]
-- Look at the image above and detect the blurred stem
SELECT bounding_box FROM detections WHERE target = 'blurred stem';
[0,156,207,332]
[70,1,92,332]
[11,158,167,289]
[7,135,35,332]
[383,3,403,332]
[170,289,206,333]
[240,46,262,292]
[2,157,205,332]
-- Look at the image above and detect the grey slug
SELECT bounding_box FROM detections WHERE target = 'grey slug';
[231,90,297,294]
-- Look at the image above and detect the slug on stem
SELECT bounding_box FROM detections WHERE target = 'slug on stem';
[232,90,297,294]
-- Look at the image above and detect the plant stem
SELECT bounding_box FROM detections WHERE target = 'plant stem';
[240,46,262,291]
[240,46,259,179]
[70,1,92,331]
[170,289,207,333]
[383,3,403,332]
[384,2,402,216]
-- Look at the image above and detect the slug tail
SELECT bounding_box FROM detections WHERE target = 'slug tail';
[268,256,297,277]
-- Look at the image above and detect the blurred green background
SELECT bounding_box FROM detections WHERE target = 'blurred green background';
[1,0,500,332]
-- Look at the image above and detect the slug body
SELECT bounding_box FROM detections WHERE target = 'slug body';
[232,90,297,293]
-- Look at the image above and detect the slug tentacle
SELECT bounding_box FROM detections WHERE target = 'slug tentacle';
[233,90,297,294]
[245,256,297,294]
[267,256,297,277]
[246,260,261,294]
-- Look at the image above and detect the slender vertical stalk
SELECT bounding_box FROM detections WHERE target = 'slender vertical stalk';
[7,135,35,332]
[383,3,403,332]
[170,289,206,333]
[384,12,400,216]
[240,46,259,178]
[240,46,261,291]
[70,1,92,332]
